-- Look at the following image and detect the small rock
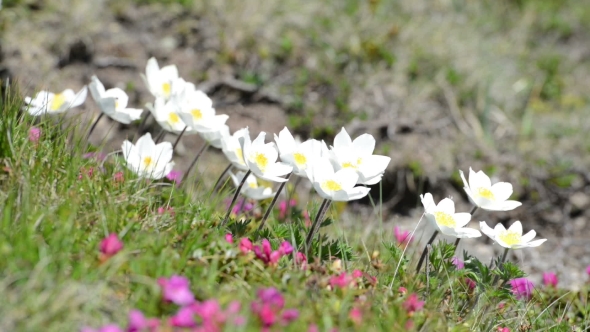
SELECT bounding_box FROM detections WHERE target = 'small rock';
[570,192,590,210]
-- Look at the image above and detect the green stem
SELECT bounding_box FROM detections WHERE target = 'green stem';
[221,170,252,226]
[257,172,292,232]
[212,163,233,193]
[416,231,439,273]
[304,198,331,254]
[492,247,510,286]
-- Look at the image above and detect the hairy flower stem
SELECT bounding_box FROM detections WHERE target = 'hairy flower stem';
[85,112,104,142]
[172,126,187,150]
[285,176,302,222]
[469,205,478,215]
[212,163,233,193]
[492,248,510,286]
[133,112,152,142]
[184,142,210,180]
[304,198,331,255]
[416,231,439,273]
[221,170,252,226]
[155,130,166,143]
[257,173,292,232]
[454,237,461,253]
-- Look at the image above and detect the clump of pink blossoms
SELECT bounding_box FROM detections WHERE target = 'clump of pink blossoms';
[239,238,294,266]
[251,287,299,331]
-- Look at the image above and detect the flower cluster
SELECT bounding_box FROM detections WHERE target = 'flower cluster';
[239,238,294,265]
[250,288,299,331]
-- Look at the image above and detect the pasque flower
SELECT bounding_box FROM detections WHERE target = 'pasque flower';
[221,128,250,170]
[240,130,293,183]
[176,87,229,133]
[24,87,87,116]
[327,128,391,185]
[147,97,189,134]
[229,171,275,200]
[307,156,370,201]
[121,133,174,179]
[420,193,481,238]
[274,127,322,177]
[142,57,181,100]
[460,168,522,211]
[89,76,143,124]
[480,220,546,249]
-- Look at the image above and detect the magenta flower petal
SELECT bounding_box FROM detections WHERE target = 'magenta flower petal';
[542,272,558,288]
[158,275,195,306]
[29,127,41,143]
[509,278,535,300]
[100,233,123,257]
[403,293,424,313]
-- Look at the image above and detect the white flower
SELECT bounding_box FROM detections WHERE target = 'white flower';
[480,220,546,249]
[229,171,275,200]
[200,124,229,149]
[147,97,189,134]
[24,87,87,116]
[175,87,229,133]
[420,193,481,238]
[307,157,370,202]
[241,130,293,183]
[89,76,143,124]
[274,127,322,177]
[221,128,249,171]
[460,168,522,211]
[121,133,174,179]
[328,128,391,185]
[142,57,181,100]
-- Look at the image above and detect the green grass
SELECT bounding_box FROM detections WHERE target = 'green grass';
[1,89,589,331]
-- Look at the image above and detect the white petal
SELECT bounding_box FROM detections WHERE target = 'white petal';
[437,198,455,214]
[491,182,514,202]
[479,221,496,240]
[71,86,88,108]
[333,127,352,149]
[352,133,375,156]
[515,238,546,248]
[340,186,370,201]
[507,221,523,236]
[334,169,359,190]
[520,229,537,244]
[420,193,436,212]
[136,133,155,156]
[453,213,472,228]
[472,169,492,189]
[498,200,522,211]
[276,127,296,155]
[450,227,482,238]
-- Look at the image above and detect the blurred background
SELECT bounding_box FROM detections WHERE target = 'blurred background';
[1,0,589,286]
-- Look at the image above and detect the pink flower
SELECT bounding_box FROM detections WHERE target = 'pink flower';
[251,288,298,329]
[29,127,41,143]
[586,265,590,277]
[78,167,95,180]
[279,241,293,256]
[80,325,123,332]
[113,172,124,183]
[542,272,558,288]
[352,270,363,278]
[253,239,279,265]
[225,234,234,244]
[158,275,195,306]
[497,328,510,332]
[278,199,296,219]
[281,309,299,323]
[398,287,407,295]
[127,309,159,332]
[349,307,362,325]
[451,257,464,269]
[226,198,254,216]
[509,278,535,300]
[394,226,412,245]
[170,306,196,327]
[166,169,183,185]
[239,238,253,254]
[465,278,476,290]
[403,293,424,313]
[99,233,123,257]
[308,324,319,332]
[329,273,355,289]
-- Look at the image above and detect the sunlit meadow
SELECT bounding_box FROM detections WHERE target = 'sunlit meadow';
[2,1,590,331]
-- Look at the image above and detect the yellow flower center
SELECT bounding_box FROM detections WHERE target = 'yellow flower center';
[321,180,342,192]
[498,231,521,247]
[433,211,457,228]
[191,109,203,120]
[248,182,258,189]
[50,93,66,111]
[162,82,171,97]
[477,187,495,200]
[143,156,154,168]
[168,112,180,124]
[293,152,307,167]
[342,162,357,169]
[253,152,268,172]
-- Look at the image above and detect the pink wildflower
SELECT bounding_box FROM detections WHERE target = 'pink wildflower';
[225,234,234,244]
[29,127,41,143]
[497,328,510,332]
[158,275,195,306]
[253,239,280,265]
[329,273,355,289]
[166,169,183,185]
[349,307,362,325]
[127,309,159,332]
[79,167,95,180]
[586,265,590,277]
[99,233,123,258]
[465,278,476,290]
[80,325,123,332]
[278,199,296,219]
[352,270,363,278]
[509,278,535,300]
[279,241,293,256]
[451,257,464,269]
[170,306,196,328]
[308,324,319,332]
[239,238,253,254]
[251,288,298,329]
[113,172,124,183]
[403,293,424,314]
[398,287,407,295]
[542,272,558,288]
[394,226,412,245]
